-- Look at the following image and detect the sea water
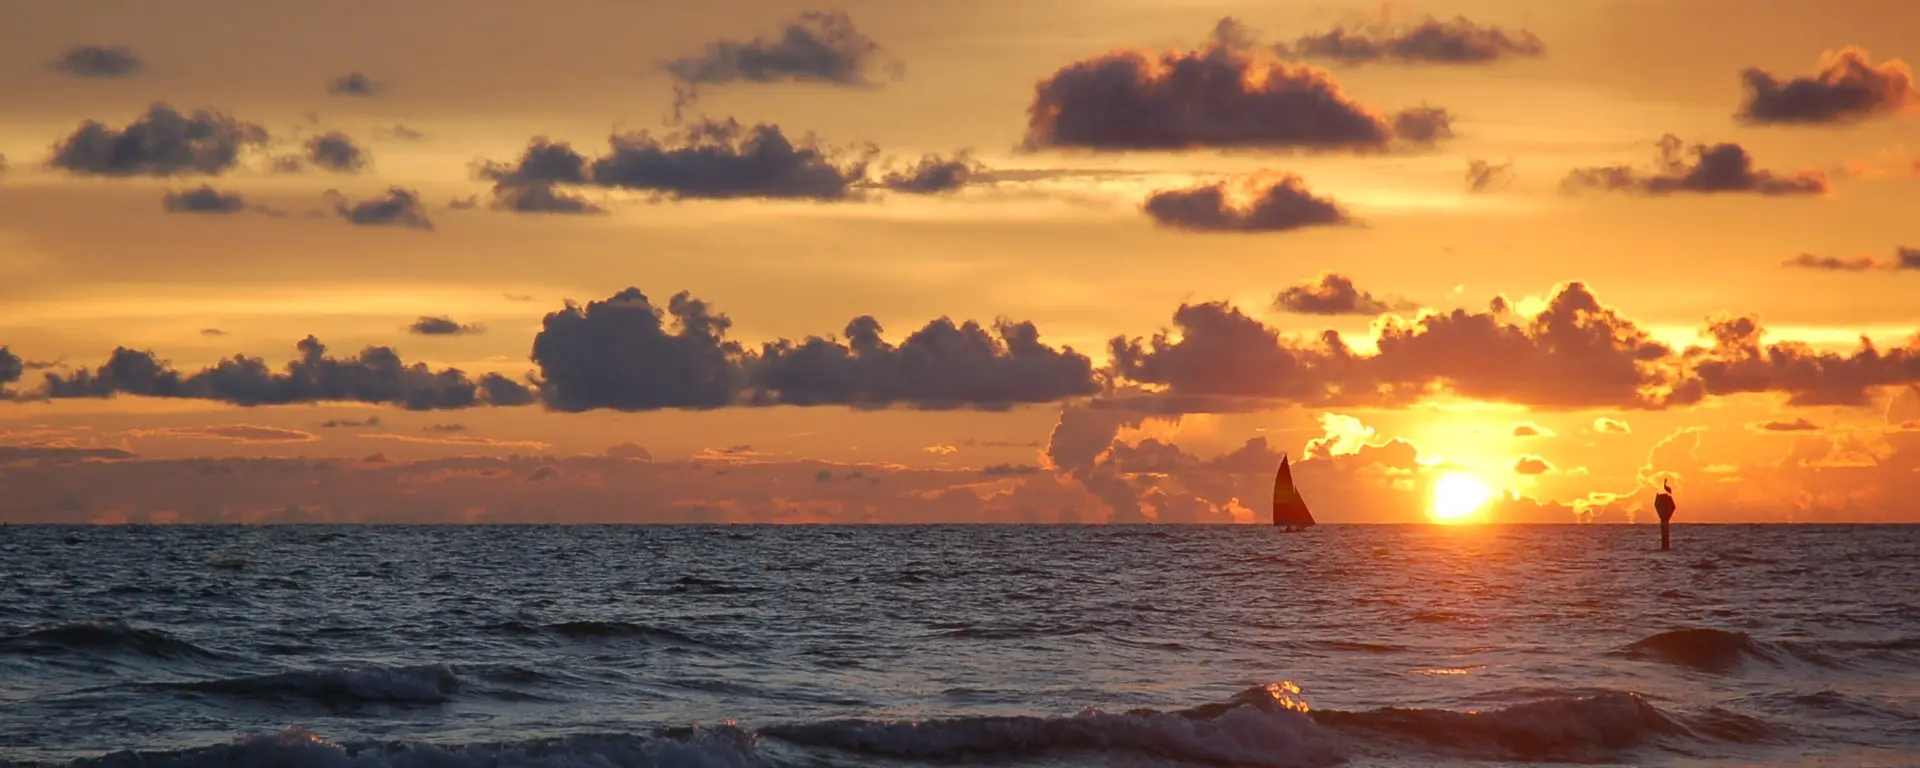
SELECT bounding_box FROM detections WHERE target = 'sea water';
[1,524,1915,767]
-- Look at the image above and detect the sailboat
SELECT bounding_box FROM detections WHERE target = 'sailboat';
[1272,453,1316,531]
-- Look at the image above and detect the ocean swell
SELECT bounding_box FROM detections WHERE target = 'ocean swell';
[0,621,229,662]
[157,663,460,705]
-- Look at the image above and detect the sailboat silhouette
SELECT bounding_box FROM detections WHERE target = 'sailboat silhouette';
[1272,453,1316,531]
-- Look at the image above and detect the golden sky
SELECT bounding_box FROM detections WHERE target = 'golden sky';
[2,0,1918,524]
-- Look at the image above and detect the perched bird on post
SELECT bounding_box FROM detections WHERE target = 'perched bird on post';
[1654,479,1676,550]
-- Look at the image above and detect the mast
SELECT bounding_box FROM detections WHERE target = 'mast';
[1272,454,1316,528]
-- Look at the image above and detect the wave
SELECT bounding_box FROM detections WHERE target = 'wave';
[12,683,1773,767]
[41,727,763,768]
[765,684,1765,766]
[156,662,460,705]
[0,621,229,662]
[1617,627,1920,674]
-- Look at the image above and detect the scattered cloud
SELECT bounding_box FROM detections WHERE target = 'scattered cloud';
[1280,16,1545,65]
[199,329,226,337]
[377,124,427,142]
[305,132,369,173]
[327,72,384,97]
[660,11,896,87]
[423,423,467,433]
[1143,173,1353,232]
[126,425,319,443]
[1273,273,1414,316]
[1466,159,1515,193]
[1756,418,1821,432]
[1562,134,1827,196]
[319,415,381,428]
[162,185,246,214]
[1513,456,1553,475]
[325,187,433,230]
[1738,48,1918,125]
[1594,417,1632,434]
[1512,422,1556,437]
[591,119,872,201]
[923,445,958,455]
[358,433,551,450]
[1783,248,1920,272]
[49,103,268,177]
[408,316,484,336]
[879,153,984,194]
[1022,22,1451,152]
[48,45,143,78]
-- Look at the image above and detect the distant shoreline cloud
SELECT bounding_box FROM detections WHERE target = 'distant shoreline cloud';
[48,45,144,78]
[1562,134,1827,197]
[1738,48,1918,126]
[1783,248,1920,272]
[162,186,246,214]
[1022,21,1452,152]
[408,316,484,336]
[11,283,1920,416]
[1279,15,1546,65]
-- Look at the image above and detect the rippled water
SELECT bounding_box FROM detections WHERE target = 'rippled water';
[1,525,1916,767]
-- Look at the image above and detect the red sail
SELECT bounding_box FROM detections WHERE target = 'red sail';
[1272,454,1317,527]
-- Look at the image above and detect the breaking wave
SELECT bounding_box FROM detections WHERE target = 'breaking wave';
[1616,627,1920,674]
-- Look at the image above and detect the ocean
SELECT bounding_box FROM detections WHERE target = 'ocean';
[1,525,1915,767]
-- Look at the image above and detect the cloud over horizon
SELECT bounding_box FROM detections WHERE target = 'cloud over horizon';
[1738,48,1918,125]
[1562,134,1828,196]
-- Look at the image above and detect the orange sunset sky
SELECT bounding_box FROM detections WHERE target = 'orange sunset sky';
[2,0,1918,524]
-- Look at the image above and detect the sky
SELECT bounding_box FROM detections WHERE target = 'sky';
[2,0,1918,524]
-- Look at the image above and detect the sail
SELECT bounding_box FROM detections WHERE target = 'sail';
[1272,454,1316,527]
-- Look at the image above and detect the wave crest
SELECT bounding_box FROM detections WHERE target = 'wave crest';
[165,663,460,704]
[0,621,227,661]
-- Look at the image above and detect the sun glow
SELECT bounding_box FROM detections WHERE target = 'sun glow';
[1430,473,1494,524]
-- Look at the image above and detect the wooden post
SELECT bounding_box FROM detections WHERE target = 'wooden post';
[1660,519,1670,550]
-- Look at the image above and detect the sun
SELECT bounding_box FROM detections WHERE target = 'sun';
[1430,473,1494,524]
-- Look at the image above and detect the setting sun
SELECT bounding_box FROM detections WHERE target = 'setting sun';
[1430,473,1494,524]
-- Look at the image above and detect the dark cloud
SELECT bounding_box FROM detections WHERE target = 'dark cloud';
[162,185,245,214]
[319,415,381,428]
[1783,248,1920,271]
[200,328,226,337]
[478,374,537,407]
[531,288,1096,412]
[408,316,484,336]
[423,423,467,433]
[305,132,369,173]
[491,183,604,214]
[1674,316,1920,407]
[661,11,893,87]
[1281,16,1545,65]
[49,103,268,177]
[589,118,872,201]
[1023,29,1449,152]
[1738,48,1918,125]
[476,138,591,187]
[1143,173,1352,232]
[1757,418,1821,432]
[448,196,480,210]
[750,315,1100,409]
[1513,456,1553,475]
[1110,282,1678,410]
[35,337,530,410]
[327,72,384,97]
[48,45,143,78]
[1562,134,1828,196]
[879,153,983,194]
[1273,273,1414,315]
[1466,159,1515,193]
[1,347,22,394]
[530,288,744,412]
[326,187,433,230]
[982,463,1042,476]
